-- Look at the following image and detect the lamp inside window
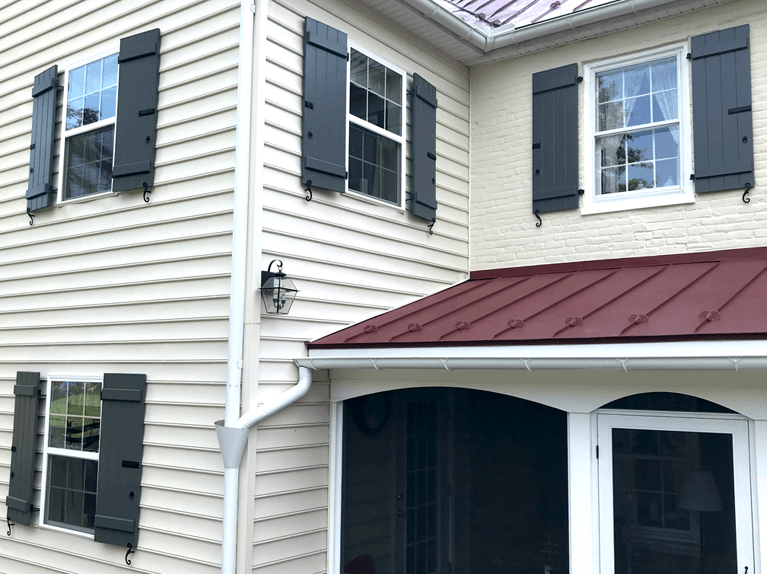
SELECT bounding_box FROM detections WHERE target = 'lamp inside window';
[260,260,298,315]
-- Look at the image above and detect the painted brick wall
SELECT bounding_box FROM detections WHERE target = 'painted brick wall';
[470,0,767,270]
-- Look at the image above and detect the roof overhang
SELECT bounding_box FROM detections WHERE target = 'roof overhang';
[356,0,739,65]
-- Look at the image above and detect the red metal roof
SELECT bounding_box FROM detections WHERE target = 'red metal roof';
[434,0,621,30]
[308,248,767,349]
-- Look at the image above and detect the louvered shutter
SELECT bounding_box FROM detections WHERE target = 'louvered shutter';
[94,373,146,547]
[6,372,42,526]
[302,17,348,193]
[410,74,438,222]
[691,25,753,193]
[112,29,161,193]
[27,67,58,212]
[532,63,579,214]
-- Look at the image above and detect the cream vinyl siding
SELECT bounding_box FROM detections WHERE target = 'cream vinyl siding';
[253,0,470,572]
[0,0,239,572]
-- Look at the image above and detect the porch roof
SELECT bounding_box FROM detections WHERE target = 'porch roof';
[307,247,767,350]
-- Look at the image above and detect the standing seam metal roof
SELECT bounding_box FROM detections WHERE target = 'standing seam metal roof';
[308,247,767,349]
[435,0,624,29]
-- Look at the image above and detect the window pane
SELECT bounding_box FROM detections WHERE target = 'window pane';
[635,459,661,490]
[83,418,100,452]
[348,123,400,204]
[85,60,101,94]
[380,136,399,171]
[350,49,367,87]
[49,456,68,487]
[67,382,85,415]
[386,68,401,104]
[66,458,84,490]
[83,92,100,125]
[65,417,84,450]
[656,158,679,188]
[597,134,625,167]
[65,490,84,528]
[367,92,385,129]
[349,124,363,159]
[48,487,65,523]
[84,460,98,492]
[597,70,623,103]
[386,101,401,136]
[653,91,678,122]
[101,86,117,121]
[599,101,624,131]
[65,126,114,199]
[103,54,118,87]
[601,166,626,194]
[626,129,653,163]
[651,57,677,91]
[47,455,98,532]
[68,66,85,100]
[625,95,651,127]
[83,494,97,529]
[624,64,650,98]
[50,382,68,414]
[66,98,84,130]
[349,83,366,121]
[49,416,66,448]
[369,59,385,96]
[655,126,679,159]
[636,491,663,527]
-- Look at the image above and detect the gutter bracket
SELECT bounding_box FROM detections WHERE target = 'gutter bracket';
[522,359,533,372]
[617,358,629,372]
[729,357,742,373]
[439,358,452,371]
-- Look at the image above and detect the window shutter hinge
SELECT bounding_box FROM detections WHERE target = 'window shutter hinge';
[345,171,348,180]
[686,52,692,60]
[577,75,583,83]
[138,108,156,117]
[29,143,35,150]
[690,173,695,181]
[305,101,314,109]
[578,189,585,195]
[347,53,350,61]
[596,445,599,459]
[10,446,15,452]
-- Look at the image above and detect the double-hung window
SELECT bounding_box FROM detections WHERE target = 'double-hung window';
[60,53,118,201]
[583,45,692,214]
[40,376,102,534]
[347,47,405,205]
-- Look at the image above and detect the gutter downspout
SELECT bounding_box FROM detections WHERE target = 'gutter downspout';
[215,0,255,572]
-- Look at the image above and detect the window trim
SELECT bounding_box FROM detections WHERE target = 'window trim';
[346,41,407,210]
[38,374,102,536]
[582,43,693,215]
[56,48,120,206]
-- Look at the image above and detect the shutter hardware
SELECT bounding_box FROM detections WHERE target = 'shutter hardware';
[26,208,35,226]
[743,182,752,204]
[305,179,313,202]
[6,513,13,537]
[534,209,542,228]
[729,105,752,115]
[126,543,135,566]
[138,108,155,117]
[122,460,140,469]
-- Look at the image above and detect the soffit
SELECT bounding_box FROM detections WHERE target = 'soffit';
[308,247,767,349]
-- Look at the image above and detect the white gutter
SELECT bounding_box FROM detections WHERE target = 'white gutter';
[297,356,767,372]
[400,0,731,54]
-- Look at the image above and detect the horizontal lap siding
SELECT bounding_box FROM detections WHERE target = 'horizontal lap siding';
[255,0,470,573]
[0,0,238,572]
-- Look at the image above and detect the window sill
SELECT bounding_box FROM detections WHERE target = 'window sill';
[38,521,95,539]
[344,187,405,213]
[58,191,117,206]
[582,188,694,215]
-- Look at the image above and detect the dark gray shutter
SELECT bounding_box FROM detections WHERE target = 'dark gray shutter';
[6,372,41,526]
[691,25,753,193]
[94,373,146,547]
[410,74,438,222]
[27,67,58,212]
[302,17,348,193]
[532,63,579,214]
[112,29,161,193]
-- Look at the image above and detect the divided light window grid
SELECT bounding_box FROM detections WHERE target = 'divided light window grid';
[595,56,681,195]
[41,378,102,534]
[61,53,118,200]
[348,48,404,205]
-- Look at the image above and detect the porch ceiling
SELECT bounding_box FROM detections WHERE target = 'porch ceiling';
[307,247,767,349]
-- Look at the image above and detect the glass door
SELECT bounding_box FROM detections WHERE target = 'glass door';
[597,412,753,574]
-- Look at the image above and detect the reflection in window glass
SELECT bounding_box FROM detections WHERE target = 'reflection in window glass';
[66,54,118,130]
[349,48,402,137]
[65,126,114,199]
[348,123,400,204]
[595,56,679,195]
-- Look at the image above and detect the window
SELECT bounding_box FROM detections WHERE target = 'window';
[40,376,102,534]
[347,47,405,205]
[583,46,692,214]
[59,53,118,201]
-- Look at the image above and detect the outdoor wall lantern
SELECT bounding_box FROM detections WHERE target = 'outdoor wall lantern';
[260,259,298,315]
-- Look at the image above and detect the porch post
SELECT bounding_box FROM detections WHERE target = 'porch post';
[568,413,597,574]
[752,420,767,574]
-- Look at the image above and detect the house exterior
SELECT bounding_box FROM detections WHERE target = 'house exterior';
[1,2,765,574]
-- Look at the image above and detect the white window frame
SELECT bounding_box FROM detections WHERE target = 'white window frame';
[56,48,120,205]
[595,410,755,574]
[39,374,102,537]
[346,42,407,210]
[582,43,693,215]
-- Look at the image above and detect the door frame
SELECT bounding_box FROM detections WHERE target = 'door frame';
[595,410,755,574]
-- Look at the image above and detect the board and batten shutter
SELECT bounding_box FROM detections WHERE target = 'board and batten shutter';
[532,63,579,214]
[27,67,58,212]
[691,25,754,193]
[410,73,438,222]
[112,29,161,193]
[6,372,42,526]
[94,373,147,547]
[302,17,348,193]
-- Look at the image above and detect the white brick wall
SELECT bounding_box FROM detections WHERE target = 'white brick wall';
[470,0,767,270]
